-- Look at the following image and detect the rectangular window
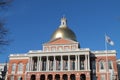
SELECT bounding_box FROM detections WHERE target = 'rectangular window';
[64,46,69,51]
[51,47,56,52]
[72,61,75,70]
[42,61,46,71]
[108,61,113,69]
[50,61,53,70]
[80,61,84,70]
[63,60,68,70]
[58,61,61,70]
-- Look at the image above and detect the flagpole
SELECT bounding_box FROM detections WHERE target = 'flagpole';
[105,33,108,80]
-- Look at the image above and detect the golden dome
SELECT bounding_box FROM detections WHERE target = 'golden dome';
[51,17,77,41]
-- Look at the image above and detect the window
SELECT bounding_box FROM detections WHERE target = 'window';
[72,45,76,50]
[18,63,23,72]
[101,75,105,80]
[50,61,53,70]
[51,47,56,51]
[58,61,61,70]
[80,61,84,70]
[108,61,113,69]
[12,63,16,72]
[42,61,46,71]
[100,61,104,70]
[64,60,68,70]
[64,46,69,51]
[72,61,75,70]
[58,47,62,51]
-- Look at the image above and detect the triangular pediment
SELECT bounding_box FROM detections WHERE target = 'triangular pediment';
[44,38,78,45]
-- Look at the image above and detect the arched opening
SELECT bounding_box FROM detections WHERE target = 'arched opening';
[40,75,45,80]
[70,74,76,80]
[30,75,36,80]
[80,74,86,80]
[48,74,53,80]
[63,74,68,80]
[55,74,60,80]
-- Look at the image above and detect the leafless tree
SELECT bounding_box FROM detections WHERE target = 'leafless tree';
[0,0,12,47]
[0,22,9,46]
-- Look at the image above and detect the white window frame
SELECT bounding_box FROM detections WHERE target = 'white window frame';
[99,61,105,72]
[17,63,23,74]
[11,63,16,74]
[108,61,113,70]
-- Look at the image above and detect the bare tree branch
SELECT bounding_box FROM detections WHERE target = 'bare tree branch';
[0,0,12,48]
[0,22,9,46]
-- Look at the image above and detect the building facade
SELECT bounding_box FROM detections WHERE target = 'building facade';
[7,17,118,80]
[117,59,120,80]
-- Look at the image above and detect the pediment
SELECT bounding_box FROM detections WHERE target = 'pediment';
[44,38,78,45]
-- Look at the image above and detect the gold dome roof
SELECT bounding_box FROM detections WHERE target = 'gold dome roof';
[51,17,77,41]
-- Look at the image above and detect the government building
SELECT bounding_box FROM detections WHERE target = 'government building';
[6,17,118,80]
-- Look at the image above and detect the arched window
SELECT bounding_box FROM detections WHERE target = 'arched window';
[108,61,113,69]
[99,61,104,70]
[18,63,23,72]
[12,63,16,72]
[26,63,29,71]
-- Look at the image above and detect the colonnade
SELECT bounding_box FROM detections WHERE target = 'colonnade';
[28,54,90,71]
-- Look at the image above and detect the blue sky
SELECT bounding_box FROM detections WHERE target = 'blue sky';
[0,0,120,63]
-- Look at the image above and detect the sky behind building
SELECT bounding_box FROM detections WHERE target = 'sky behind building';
[0,0,120,62]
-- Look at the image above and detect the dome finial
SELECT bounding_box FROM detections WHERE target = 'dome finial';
[59,16,67,28]
[51,17,77,41]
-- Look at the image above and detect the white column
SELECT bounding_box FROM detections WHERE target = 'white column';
[68,55,70,71]
[54,56,56,71]
[39,56,41,71]
[31,58,34,71]
[88,55,90,70]
[37,57,39,71]
[48,56,49,71]
[85,55,87,70]
[41,57,43,71]
[38,57,40,71]
[29,57,31,71]
[78,55,80,70]
[47,56,48,71]
[61,56,63,71]
[30,57,32,71]
[75,55,77,70]
[28,57,30,71]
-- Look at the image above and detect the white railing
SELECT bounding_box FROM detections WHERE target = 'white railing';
[28,50,42,53]
[92,50,116,53]
[10,54,27,56]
